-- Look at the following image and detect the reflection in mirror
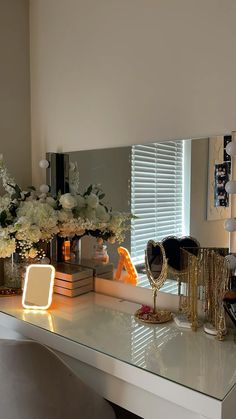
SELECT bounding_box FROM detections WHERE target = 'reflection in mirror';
[162,236,200,281]
[146,240,164,280]
[66,135,230,292]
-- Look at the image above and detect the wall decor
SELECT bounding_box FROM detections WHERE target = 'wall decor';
[207,136,232,220]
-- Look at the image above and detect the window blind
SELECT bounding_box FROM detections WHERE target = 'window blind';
[131,141,184,265]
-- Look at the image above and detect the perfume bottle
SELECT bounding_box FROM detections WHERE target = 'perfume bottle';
[92,243,109,264]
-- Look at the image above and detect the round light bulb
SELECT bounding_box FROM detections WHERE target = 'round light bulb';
[225,254,236,270]
[39,184,50,194]
[224,218,236,232]
[225,180,236,194]
[226,141,236,157]
[39,159,49,169]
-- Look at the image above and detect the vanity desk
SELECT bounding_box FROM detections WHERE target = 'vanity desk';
[0,289,235,419]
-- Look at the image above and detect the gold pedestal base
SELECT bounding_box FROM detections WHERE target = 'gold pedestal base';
[134,309,172,324]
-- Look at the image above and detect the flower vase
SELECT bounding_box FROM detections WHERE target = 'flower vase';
[3,253,27,291]
[3,252,48,293]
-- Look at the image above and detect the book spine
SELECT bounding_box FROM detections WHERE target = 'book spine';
[54,277,93,290]
[54,284,93,297]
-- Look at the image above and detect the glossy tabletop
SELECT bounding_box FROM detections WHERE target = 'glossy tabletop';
[0,292,235,401]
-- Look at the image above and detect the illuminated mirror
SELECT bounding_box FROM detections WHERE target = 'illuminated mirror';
[22,265,55,310]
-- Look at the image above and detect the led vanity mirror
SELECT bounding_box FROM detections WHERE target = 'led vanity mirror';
[22,265,55,310]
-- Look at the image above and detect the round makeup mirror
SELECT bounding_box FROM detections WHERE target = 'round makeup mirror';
[135,241,172,324]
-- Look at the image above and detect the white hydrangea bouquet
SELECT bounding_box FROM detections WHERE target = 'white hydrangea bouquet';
[0,156,131,261]
[0,156,58,260]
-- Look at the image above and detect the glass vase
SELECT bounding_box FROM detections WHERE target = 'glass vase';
[3,253,27,290]
[3,253,46,292]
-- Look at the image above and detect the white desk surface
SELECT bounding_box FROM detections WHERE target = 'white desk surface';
[0,291,235,403]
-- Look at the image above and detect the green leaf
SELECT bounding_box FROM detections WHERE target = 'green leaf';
[87,185,93,195]
[7,183,21,199]
[0,210,8,227]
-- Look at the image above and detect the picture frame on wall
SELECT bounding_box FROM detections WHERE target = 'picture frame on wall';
[207,135,231,220]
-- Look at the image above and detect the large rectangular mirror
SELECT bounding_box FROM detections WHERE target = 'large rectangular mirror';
[64,135,231,293]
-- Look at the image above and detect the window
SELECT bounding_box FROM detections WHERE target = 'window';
[131,140,189,265]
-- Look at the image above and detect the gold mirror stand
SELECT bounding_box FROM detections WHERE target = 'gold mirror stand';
[135,241,172,324]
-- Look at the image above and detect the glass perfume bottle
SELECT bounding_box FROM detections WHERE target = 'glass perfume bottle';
[92,243,109,264]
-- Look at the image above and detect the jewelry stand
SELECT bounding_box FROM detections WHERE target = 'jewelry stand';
[177,247,229,340]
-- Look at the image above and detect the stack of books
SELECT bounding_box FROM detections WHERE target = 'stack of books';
[53,263,94,297]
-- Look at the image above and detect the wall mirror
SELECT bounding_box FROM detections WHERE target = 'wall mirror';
[63,135,231,294]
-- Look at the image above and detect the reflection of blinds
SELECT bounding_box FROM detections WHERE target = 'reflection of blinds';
[131,141,184,264]
[131,319,175,368]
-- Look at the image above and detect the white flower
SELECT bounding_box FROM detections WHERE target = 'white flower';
[0,194,11,211]
[0,156,16,195]
[46,197,57,207]
[28,248,38,259]
[17,201,58,240]
[69,162,80,194]
[0,238,16,258]
[76,195,85,208]
[86,193,99,209]
[58,209,73,222]
[16,224,42,243]
[96,205,110,222]
[58,217,93,238]
[60,193,77,210]
[82,207,96,221]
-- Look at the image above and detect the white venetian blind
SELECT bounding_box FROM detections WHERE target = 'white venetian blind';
[131,140,184,264]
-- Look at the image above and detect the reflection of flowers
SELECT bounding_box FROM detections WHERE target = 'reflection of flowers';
[59,193,77,210]
[57,183,133,243]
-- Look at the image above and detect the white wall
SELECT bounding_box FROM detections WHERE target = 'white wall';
[0,0,31,189]
[30,0,236,186]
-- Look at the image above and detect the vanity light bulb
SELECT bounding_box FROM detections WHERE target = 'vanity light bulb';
[39,184,50,194]
[39,159,49,169]
[225,181,236,194]
[226,141,236,157]
[224,218,236,232]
